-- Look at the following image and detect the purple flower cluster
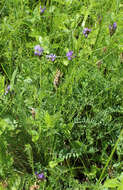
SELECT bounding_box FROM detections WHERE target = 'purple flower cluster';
[5,85,11,95]
[40,6,46,14]
[109,22,117,36]
[34,47,75,61]
[34,22,117,61]
[46,54,56,62]
[34,45,43,56]
[35,172,45,180]
[83,28,91,38]
[66,51,74,60]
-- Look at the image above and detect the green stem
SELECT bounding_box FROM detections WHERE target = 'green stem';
[40,60,41,89]
[81,2,93,28]
[98,129,123,184]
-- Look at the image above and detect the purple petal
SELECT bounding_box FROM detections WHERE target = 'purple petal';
[46,54,56,61]
[34,45,43,56]
[40,6,46,14]
[5,85,11,95]
[5,90,8,95]
[66,50,74,60]
[109,25,112,30]
[7,85,11,90]
[68,56,72,60]
[83,28,88,32]
[83,31,85,35]
[34,45,40,51]
[83,28,91,37]
[51,58,55,61]
[34,51,39,56]
[113,22,117,30]
[66,51,73,57]
[38,173,45,180]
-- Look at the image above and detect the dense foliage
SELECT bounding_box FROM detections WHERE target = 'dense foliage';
[0,0,122,189]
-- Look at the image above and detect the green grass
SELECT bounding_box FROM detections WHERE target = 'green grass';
[0,0,123,189]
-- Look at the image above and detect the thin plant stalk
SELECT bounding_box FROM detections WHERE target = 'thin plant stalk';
[98,129,123,184]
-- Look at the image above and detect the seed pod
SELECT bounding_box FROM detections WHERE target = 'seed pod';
[53,70,62,89]
[97,61,102,69]
[97,15,102,24]
[120,52,123,63]
[103,47,107,53]
[31,108,36,119]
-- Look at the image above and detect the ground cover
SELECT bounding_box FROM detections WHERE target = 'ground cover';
[0,0,123,189]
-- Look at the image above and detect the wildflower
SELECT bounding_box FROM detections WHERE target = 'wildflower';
[66,50,74,60]
[34,45,43,56]
[35,172,45,180]
[83,28,91,38]
[38,173,45,180]
[46,54,56,62]
[5,85,11,95]
[113,22,117,30]
[40,6,46,14]
[109,22,117,36]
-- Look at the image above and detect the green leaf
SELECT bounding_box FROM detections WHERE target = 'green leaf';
[118,184,123,190]
[10,68,18,91]
[44,112,54,128]
[49,158,64,169]
[63,60,69,66]
[0,184,4,190]
[30,130,39,142]
[104,178,120,188]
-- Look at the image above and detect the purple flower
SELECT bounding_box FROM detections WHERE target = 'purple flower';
[40,6,46,14]
[5,85,11,95]
[36,173,45,180]
[109,22,117,36]
[35,172,45,180]
[34,45,43,56]
[46,54,56,62]
[109,24,112,31]
[83,28,91,38]
[66,50,74,60]
[113,22,117,30]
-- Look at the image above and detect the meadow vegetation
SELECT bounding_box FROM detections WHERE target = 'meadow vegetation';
[0,0,123,189]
